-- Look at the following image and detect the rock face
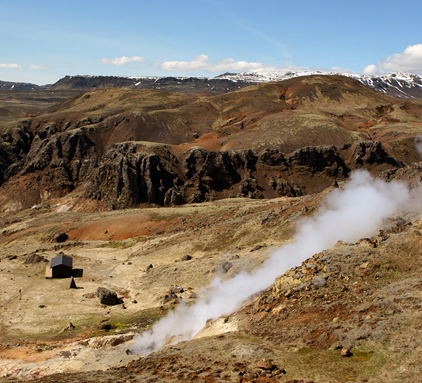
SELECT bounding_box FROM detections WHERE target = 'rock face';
[0,128,406,210]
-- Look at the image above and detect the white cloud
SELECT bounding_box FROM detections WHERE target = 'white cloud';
[0,63,21,69]
[159,55,355,76]
[362,64,381,75]
[28,65,50,70]
[100,56,146,66]
[363,44,422,75]
[160,54,279,73]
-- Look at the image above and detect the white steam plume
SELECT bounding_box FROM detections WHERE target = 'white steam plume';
[131,170,410,355]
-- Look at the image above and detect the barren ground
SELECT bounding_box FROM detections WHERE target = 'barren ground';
[0,194,308,380]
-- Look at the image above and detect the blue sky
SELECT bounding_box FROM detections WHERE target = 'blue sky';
[1,0,422,85]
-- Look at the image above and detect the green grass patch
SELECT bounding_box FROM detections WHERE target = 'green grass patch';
[351,350,373,362]
[297,347,315,355]
[108,321,129,331]
[108,306,169,330]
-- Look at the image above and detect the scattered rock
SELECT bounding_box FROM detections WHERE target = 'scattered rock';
[163,292,178,304]
[359,262,369,269]
[214,261,233,274]
[54,232,69,243]
[61,323,75,332]
[170,285,184,294]
[181,255,192,261]
[95,287,121,306]
[23,254,47,264]
[101,323,117,331]
[146,264,153,272]
[256,358,277,370]
[341,347,352,357]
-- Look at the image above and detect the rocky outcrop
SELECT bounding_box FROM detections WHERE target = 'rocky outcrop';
[287,145,348,176]
[352,141,400,166]
[0,114,406,211]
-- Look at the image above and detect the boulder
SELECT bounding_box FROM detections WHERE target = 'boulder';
[54,232,69,243]
[95,287,120,305]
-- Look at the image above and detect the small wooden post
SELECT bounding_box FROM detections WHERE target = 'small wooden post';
[69,276,77,289]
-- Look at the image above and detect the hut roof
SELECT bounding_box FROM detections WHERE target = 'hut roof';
[50,254,73,268]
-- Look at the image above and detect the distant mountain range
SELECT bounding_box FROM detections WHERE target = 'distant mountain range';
[217,71,422,100]
[1,71,422,99]
[0,80,47,91]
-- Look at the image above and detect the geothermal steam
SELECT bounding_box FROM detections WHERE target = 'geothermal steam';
[131,170,410,355]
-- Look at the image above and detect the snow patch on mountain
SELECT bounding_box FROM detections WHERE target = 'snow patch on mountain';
[215,71,422,99]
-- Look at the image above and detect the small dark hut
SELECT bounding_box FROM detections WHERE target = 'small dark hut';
[45,254,73,278]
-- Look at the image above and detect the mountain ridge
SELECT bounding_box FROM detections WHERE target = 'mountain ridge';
[2,71,422,99]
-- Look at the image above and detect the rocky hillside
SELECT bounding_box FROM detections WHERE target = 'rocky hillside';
[0,75,422,212]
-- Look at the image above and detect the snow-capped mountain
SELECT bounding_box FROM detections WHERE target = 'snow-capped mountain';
[216,71,422,99]
[2,72,422,99]
[50,72,422,99]
[0,80,43,91]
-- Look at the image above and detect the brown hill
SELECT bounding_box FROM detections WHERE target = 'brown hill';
[0,75,422,212]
